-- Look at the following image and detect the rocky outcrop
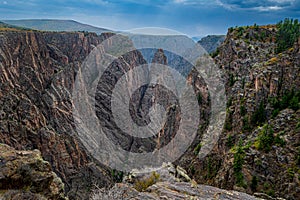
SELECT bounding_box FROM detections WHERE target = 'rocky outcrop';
[91,182,260,200]
[0,143,66,200]
[90,163,260,200]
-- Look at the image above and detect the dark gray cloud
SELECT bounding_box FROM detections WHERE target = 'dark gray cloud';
[218,0,295,11]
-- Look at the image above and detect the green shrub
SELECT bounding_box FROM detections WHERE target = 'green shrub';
[235,171,244,187]
[240,97,246,105]
[245,39,250,44]
[267,189,275,197]
[251,101,266,125]
[226,134,234,148]
[262,182,275,197]
[234,140,245,172]
[197,93,202,104]
[227,97,232,108]
[253,23,259,31]
[224,108,233,131]
[194,143,202,155]
[240,105,247,116]
[297,122,300,130]
[242,78,245,89]
[250,176,258,192]
[269,89,300,118]
[233,140,245,186]
[290,96,300,111]
[207,157,213,178]
[242,116,251,131]
[237,27,244,37]
[229,74,236,87]
[260,31,267,41]
[224,121,233,131]
[111,169,124,183]
[296,148,300,165]
[256,124,274,152]
[210,48,220,58]
[205,156,220,179]
[134,172,160,192]
[274,134,286,147]
[271,108,280,118]
[255,124,286,152]
[287,168,295,180]
[190,165,195,175]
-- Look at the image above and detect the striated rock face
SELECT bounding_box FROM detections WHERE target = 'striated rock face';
[93,42,210,162]
[185,25,300,200]
[0,143,66,200]
[0,28,211,199]
[0,30,114,199]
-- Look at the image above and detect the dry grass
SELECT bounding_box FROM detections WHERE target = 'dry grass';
[133,172,160,192]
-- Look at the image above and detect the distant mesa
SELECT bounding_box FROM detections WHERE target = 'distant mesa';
[0,21,32,31]
[2,19,112,34]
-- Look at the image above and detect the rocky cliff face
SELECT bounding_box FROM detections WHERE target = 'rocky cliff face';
[185,25,300,200]
[0,29,114,199]
[0,27,210,199]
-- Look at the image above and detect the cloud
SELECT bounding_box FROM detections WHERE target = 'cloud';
[173,0,186,3]
[268,0,294,3]
[256,6,284,11]
[215,0,237,9]
[170,0,292,11]
[83,0,109,5]
[172,0,216,6]
[217,0,294,11]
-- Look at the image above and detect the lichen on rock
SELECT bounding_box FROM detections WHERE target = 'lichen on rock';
[0,143,67,200]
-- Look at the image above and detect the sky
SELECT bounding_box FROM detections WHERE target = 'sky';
[0,0,300,36]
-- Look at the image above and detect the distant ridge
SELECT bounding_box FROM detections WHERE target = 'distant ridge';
[0,21,32,31]
[191,36,202,42]
[3,19,112,34]
[198,35,225,53]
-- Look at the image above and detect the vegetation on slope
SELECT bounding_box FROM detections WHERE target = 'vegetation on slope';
[276,18,300,53]
[188,18,300,200]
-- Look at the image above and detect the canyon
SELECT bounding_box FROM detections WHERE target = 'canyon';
[0,21,299,200]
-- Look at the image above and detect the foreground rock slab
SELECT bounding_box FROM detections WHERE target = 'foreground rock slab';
[0,143,67,200]
[91,163,261,200]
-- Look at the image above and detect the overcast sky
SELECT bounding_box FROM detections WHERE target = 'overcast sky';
[1,0,299,36]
